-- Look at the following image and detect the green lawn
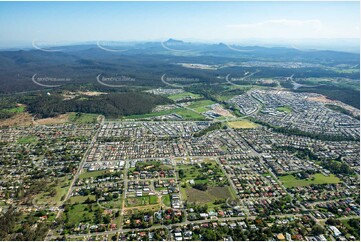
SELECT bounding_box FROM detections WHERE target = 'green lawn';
[174,109,205,120]
[279,173,340,188]
[162,195,171,207]
[187,100,215,112]
[78,170,108,179]
[149,195,158,204]
[66,203,98,225]
[17,136,38,144]
[68,113,98,124]
[276,105,292,113]
[5,106,25,113]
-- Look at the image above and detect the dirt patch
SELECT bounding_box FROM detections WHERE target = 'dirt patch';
[80,91,107,96]
[35,113,70,125]
[0,112,73,127]
[308,95,336,104]
[0,112,33,127]
[62,91,107,100]
[307,95,360,116]
[212,104,234,117]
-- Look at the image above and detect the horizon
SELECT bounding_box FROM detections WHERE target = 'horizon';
[0,1,359,52]
[1,37,360,54]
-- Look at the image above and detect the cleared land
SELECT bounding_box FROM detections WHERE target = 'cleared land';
[125,195,159,207]
[184,186,235,206]
[36,113,70,125]
[126,107,204,120]
[177,160,235,206]
[227,120,258,129]
[279,173,340,188]
[167,92,202,101]
[0,112,33,127]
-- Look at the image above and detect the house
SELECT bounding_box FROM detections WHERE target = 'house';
[277,233,285,241]
[329,226,342,237]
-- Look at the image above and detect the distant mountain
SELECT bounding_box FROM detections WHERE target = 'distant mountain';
[164,38,185,44]
[0,41,359,93]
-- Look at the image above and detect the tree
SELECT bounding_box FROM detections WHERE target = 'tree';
[311,225,325,235]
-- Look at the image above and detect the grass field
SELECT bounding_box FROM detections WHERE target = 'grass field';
[168,92,202,101]
[68,113,98,123]
[177,159,235,206]
[184,186,235,206]
[162,195,171,207]
[78,170,108,179]
[187,100,215,113]
[276,105,292,113]
[227,120,258,129]
[33,177,70,206]
[175,108,204,120]
[177,160,226,186]
[17,136,38,144]
[126,197,149,207]
[279,173,340,188]
[126,196,159,207]
[66,203,98,225]
[149,195,158,204]
[99,198,123,209]
[69,195,96,204]
[4,106,25,113]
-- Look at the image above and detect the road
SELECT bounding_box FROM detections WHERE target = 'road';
[45,116,353,241]
[45,116,104,240]
[225,71,260,87]
[53,213,304,240]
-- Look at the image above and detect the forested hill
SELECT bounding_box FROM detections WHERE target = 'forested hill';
[22,92,172,118]
[0,42,359,93]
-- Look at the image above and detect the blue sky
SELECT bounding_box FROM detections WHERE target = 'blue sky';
[0,1,359,47]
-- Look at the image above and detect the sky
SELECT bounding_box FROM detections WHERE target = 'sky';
[0,1,359,48]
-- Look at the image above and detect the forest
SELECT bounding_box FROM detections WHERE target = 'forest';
[22,92,172,118]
